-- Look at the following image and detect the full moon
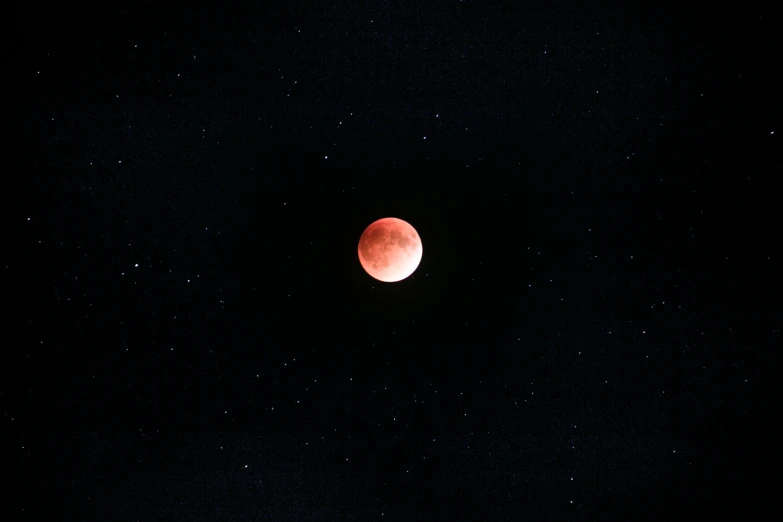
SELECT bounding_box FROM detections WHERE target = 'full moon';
[358,217,423,282]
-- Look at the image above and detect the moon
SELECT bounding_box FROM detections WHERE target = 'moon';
[358,217,423,282]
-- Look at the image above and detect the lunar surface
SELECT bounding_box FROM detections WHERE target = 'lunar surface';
[358,217,423,282]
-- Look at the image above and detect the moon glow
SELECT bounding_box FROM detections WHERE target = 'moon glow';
[358,217,423,282]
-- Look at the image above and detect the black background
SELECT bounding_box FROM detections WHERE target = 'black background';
[8,1,780,520]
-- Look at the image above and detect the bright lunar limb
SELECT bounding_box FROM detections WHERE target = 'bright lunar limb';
[358,217,423,282]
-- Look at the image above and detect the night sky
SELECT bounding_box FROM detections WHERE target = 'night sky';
[9,1,780,520]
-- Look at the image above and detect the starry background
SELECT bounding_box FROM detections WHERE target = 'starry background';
[8,0,780,520]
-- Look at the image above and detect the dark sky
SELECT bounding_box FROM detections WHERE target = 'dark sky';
[9,1,780,520]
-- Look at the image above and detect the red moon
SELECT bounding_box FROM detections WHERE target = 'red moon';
[358,217,423,282]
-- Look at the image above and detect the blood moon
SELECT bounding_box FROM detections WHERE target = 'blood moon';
[358,217,423,282]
